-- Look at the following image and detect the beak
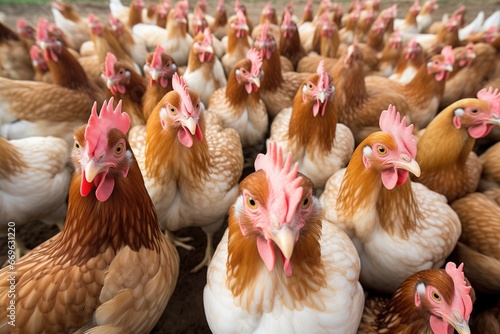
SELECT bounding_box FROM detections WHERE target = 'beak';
[252,76,260,88]
[204,45,214,54]
[394,157,421,177]
[182,117,197,135]
[318,90,326,104]
[241,24,249,31]
[150,69,161,81]
[444,64,454,72]
[443,313,470,334]
[85,159,104,183]
[487,114,500,126]
[269,225,296,260]
[106,78,116,89]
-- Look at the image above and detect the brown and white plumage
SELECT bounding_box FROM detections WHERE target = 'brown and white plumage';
[51,0,90,51]
[0,99,179,334]
[269,61,354,191]
[129,74,243,272]
[358,262,474,334]
[415,88,500,202]
[204,142,364,333]
[221,10,251,78]
[320,106,461,293]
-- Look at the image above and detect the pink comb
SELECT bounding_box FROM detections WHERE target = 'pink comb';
[379,105,417,158]
[217,0,224,9]
[172,73,194,117]
[477,87,500,116]
[88,13,97,23]
[255,141,304,225]
[283,8,292,26]
[247,48,262,77]
[202,27,213,46]
[411,0,421,13]
[29,44,42,62]
[104,52,117,77]
[390,30,402,49]
[36,18,49,42]
[16,18,26,31]
[445,262,473,321]
[85,98,131,156]
[405,38,419,59]
[151,44,165,69]
[441,45,455,66]
[305,0,312,11]
[236,9,246,24]
[317,60,329,92]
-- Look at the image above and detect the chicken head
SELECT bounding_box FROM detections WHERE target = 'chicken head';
[102,52,131,94]
[144,44,178,87]
[427,45,454,81]
[234,48,262,93]
[300,60,335,117]
[192,28,214,63]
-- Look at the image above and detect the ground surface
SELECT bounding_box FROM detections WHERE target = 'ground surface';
[0,1,499,333]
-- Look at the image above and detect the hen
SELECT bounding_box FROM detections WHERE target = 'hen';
[479,140,500,191]
[211,0,228,40]
[388,37,426,84]
[183,28,227,108]
[0,19,104,145]
[221,10,251,78]
[268,60,354,191]
[142,44,178,121]
[279,8,306,70]
[0,20,33,81]
[450,188,500,294]
[415,87,500,202]
[0,99,179,333]
[204,142,364,333]
[129,74,243,272]
[51,0,90,51]
[0,135,71,258]
[108,14,149,69]
[207,48,267,164]
[29,44,52,83]
[320,105,461,293]
[358,262,474,334]
[102,52,146,128]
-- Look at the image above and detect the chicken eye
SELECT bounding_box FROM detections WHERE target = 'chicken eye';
[241,69,247,75]
[377,146,387,155]
[74,142,80,150]
[247,196,258,209]
[195,102,200,109]
[301,196,310,209]
[115,144,124,155]
[308,82,314,89]
[470,108,478,114]
[432,292,441,301]
[169,106,177,115]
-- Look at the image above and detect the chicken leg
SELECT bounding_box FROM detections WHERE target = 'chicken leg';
[165,230,195,251]
[191,230,214,273]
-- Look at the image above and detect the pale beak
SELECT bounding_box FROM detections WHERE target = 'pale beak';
[394,157,421,177]
[182,117,197,135]
[318,90,326,104]
[444,313,470,334]
[150,69,161,81]
[241,24,249,31]
[85,159,104,183]
[487,114,500,126]
[252,76,260,88]
[269,226,296,260]
[444,64,454,72]
[204,45,214,54]
[106,78,116,89]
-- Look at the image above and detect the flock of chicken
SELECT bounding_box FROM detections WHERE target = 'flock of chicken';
[0,0,499,332]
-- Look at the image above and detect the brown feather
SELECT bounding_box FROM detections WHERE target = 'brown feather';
[0,137,28,179]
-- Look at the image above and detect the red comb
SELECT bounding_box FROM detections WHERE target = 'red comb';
[36,18,49,42]
[29,44,41,61]
[151,44,165,69]
[88,13,97,23]
[247,48,262,77]
[104,52,117,77]
[441,45,455,66]
[317,60,329,92]
[85,98,131,156]
[445,262,473,321]
[16,18,26,31]
[109,14,119,27]
[283,8,292,26]
[379,105,417,158]
[261,21,269,40]
[172,73,194,117]
[202,27,212,45]
[236,9,246,24]
[255,141,303,225]
[477,87,500,116]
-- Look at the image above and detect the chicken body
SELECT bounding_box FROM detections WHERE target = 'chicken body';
[204,143,364,333]
[479,141,500,190]
[0,100,179,334]
[320,107,461,293]
[221,11,251,78]
[0,21,33,81]
[129,74,243,271]
[51,0,90,51]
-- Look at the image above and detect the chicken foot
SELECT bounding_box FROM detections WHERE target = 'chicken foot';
[165,230,195,251]
[191,231,214,273]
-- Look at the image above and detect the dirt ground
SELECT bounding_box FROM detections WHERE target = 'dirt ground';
[0,1,499,333]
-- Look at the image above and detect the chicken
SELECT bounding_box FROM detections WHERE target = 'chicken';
[221,10,251,78]
[88,13,141,74]
[102,52,146,128]
[331,43,411,144]
[377,29,404,77]
[420,13,462,56]
[440,42,497,109]
[128,73,243,272]
[183,28,227,108]
[365,45,455,130]
[251,3,281,44]
[279,8,306,70]
[394,0,421,34]
[268,60,354,191]
[0,21,33,80]
[189,5,209,38]
[299,0,313,25]
[320,105,462,293]
[416,0,439,33]
[0,19,104,145]
[450,189,500,294]
[0,98,179,333]
[126,0,144,28]
[211,0,228,40]
[109,14,149,69]
[142,44,178,121]
[312,11,340,59]
[204,141,364,333]
[0,135,71,259]
[388,37,425,84]
[29,44,52,83]
[472,300,500,334]
[132,3,193,67]
[415,88,500,202]
[358,262,474,334]
[479,141,500,191]
[339,7,360,45]
[207,48,267,164]
[254,23,310,118]
[155,0,171,28]
[51,0,90,51]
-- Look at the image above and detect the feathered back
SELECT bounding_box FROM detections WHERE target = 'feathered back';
[85,98,130,156]
[379,105,416,158]
[255,142,303,225]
